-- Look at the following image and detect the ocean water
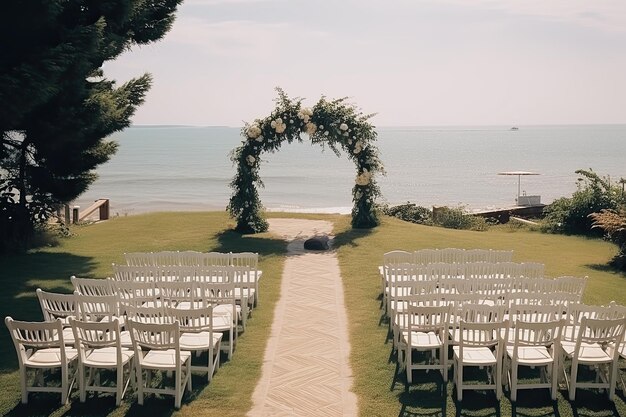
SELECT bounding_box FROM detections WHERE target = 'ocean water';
[74,125,626,215]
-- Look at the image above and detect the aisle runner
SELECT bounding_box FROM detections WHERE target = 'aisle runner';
[248,219,357,416]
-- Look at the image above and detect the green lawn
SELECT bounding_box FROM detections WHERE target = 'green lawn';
[0,212,625,417]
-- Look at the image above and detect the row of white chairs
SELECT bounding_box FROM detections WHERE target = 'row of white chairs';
[380,262,546,314]
[111,264,260,307]
[394,297,626,402]
[38,280,240,357]
[384,249,514,266]
[124,250,259,269]
[6,303,224,408]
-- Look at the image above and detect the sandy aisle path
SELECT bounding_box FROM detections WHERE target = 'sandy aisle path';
[248,218,357,416]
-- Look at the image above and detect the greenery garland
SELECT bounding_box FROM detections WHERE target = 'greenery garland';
[227,88,384,233]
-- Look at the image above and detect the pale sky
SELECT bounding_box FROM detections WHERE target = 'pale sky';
[103,0,626,127]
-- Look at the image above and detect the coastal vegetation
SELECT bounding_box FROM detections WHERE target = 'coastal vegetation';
[541,169,626,270]
[381,202,493,231]
[0,0,182,253]
[1,211,624,416]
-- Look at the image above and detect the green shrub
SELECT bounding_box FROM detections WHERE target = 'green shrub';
[542,169,625,235]
[433,206,492,231]
[381,202,432,225]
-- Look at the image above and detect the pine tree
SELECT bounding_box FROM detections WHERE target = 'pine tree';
[0,0,182,251]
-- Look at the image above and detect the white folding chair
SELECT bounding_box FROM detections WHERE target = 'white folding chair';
[127,319,192,409]
[453,319,508,401]
[167,306,223,382]
[5,317,78,404]
[560,316,626,401]
[399,304,450,383]
[197,281,238,360]
[69,317,134,405]
[504,319,565,401]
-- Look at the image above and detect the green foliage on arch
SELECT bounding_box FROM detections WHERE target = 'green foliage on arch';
[227,89,384,233]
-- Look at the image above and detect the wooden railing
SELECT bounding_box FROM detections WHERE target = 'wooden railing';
[61,199,110,224]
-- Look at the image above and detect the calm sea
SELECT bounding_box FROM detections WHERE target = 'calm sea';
[74,125,626,215]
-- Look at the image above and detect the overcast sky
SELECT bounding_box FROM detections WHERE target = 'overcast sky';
[103,0,626,127]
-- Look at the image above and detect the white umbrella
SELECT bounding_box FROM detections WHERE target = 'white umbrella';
[497,171,540,200]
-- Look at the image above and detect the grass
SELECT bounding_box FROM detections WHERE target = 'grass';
[0,211,625,417]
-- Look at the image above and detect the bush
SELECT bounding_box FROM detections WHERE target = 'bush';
[541,169,625,235]
[433,206,491,231]
[381,202,432,225]
[589,208,626,271]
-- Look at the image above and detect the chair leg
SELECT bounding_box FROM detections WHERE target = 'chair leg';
[550,360,559,400]
[496,361,503,400]
[79,365,86,402]
[137,367,144,405]
[609,359,619,401]
[116,365,123,406]
[569,360,578,401]
[510,361,518,402]
[456,360,463,401]
[406,347,412,384]
[441,345,448,382]
[20,368,28,404]
[61,363,69,405]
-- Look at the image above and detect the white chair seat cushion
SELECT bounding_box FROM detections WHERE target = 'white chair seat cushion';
[453,346,497,365]
[179,332,223,350]
[401,331,442,349]
[141,349,191,369]
[561,341,611,363]
[506,346,553,365]
[25,347,78,367]
[211,314,234,332]
[83,346,133,367]
[213,305,236,320]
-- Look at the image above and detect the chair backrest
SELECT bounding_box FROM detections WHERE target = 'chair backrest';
[577,317,626,347]
[112,264,160,283]
[124,252,155,267]
[383,250,413,267]
[407,304,450,334]
[230,252,259,269]
[36,288,75,322]
[69,317,122,350]
[553,276,587,299]
[5,317,67,366]
[508,302,562,324]
[178,251,202,266]
[127,319,181,351]
[152,251,181,267]
[458,303,505,324]
[166,306,215,333]
[202,252,231,267]
[458,319,507,348]
[125,304,170,324]
[71,276,115,296]
[111,279,156,311]
[519,262,545,279]
[195,265,232,283]
[510,319,564,350]
[156,281,196,307]
[74,292,119,322]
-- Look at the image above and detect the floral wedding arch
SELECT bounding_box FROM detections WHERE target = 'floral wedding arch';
[227,89,384,233]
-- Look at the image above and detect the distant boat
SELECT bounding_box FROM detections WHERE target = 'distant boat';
[510,126,519,131]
